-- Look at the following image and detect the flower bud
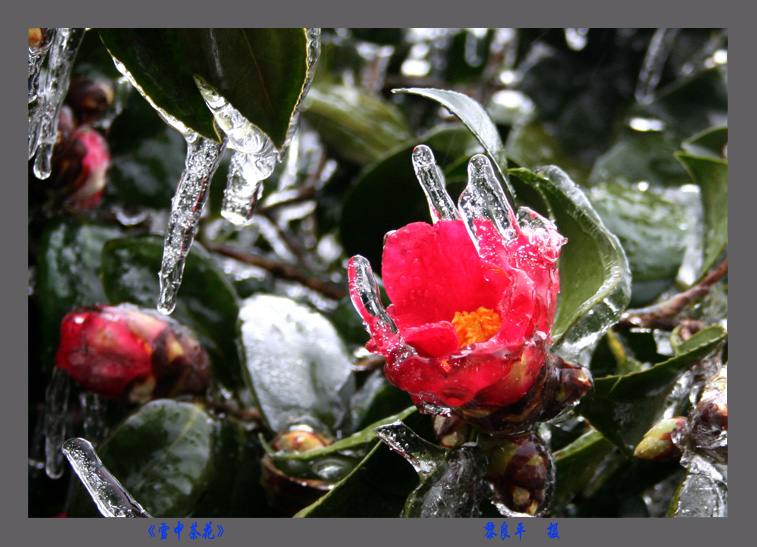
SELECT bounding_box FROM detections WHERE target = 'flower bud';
[28,28,44,49]
[272,427,332,453]
[60,127,110,211]
[689,367,727,463]
[65,77,115,126]
[54,304,209,403]
[432,414,470,449]
[634,416,687,462]
[483,432,554,516]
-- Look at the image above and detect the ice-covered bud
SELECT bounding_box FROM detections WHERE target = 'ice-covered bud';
[689,367,727,463]
[272,428,333,453]
[483,432,554,516]
[65,77,115,126]
[28,28,44,49]
[432,414,471,449]
[60,127,110,211]
[634,416,687,462]
[54,304,209,403]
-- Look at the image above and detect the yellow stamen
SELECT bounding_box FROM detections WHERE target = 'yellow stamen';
[451,307,502,348]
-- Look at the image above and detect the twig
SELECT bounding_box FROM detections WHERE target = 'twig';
[617,258,728,330]
[207,243,346,301]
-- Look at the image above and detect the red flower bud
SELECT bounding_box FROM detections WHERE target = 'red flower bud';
[65,77,115,127]
[349,151,567,428]
[61,127,110,211]
[54,304,209,403]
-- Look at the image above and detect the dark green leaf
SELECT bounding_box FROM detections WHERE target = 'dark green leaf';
[676,153,728,281]
[100,237,244,390]
[394,87,515,198]
[239,294,355,434]
[304,84,411,165]
[553,429,615,506]
[588,181,689,305]
[339,125,480,269]
[68,400,215,517]
[681,126,728,160]
[510,168,631,351]
[505,122,589,186]
[97,29,218,140]
[589,131,690,189]
[578,326,727,457]
[179,29,311,149]
[36,219,123,371]
[347,370,413,433]
[265,407,416,483]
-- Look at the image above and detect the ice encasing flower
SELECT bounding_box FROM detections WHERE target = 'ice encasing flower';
[55,304,209,403]
[348,147,568,427]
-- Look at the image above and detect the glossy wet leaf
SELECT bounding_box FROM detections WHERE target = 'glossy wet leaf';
[681,126,728,160]
[505,122,589,186]
[347,370,413,433]
[588,131,690,189]
[192,417,270,517]
[394,87,515,198]
[265,407,415,483]
[676,153,728,281]
[239,294,355,434]
[97,29,218,140]
[339,125,480,269]
[36,219,123,371]
[107,92,187,207]
[304,84,411,165]
[589,180,689,305]
[179,28,310,150]
[578,326,727,457]
[68,400,215,517]
[100,236,244,389]
[510,168,631,355]
[553,429,615,506]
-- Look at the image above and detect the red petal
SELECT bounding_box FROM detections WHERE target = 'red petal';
[383,220,508,328]
[401,322,459,359]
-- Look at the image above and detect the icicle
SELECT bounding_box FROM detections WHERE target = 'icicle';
[44,367,71,479]
[28,28,57,159]
[464,28,488,67]
[347,255,398,337]
[374,421,446,477]
[62,438,152,518]
[79,392,107,444]
[458,154,517,251]
[32,28,85,177]
[412,145,460,223]
[564,28,589,51]
[635,28,680,104]
[157,131,227,315]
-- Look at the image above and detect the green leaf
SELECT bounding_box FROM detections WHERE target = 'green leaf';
[510,168,632,354]
[681,126,728,160]
[304,84,412,165]
[553,429,615,506]
[505,122,590,187]
[239,294,355,434]
[179,28,311,149]
[265,406,416,483]
[578,326,727,457]
[36,219,123,371]
[394,87,515,198]
[107,92,187,208]
[97,29,218,140]
[347,370,413,433]
[192,416,270,517]
[100,236,244,390]
[588,181,689,305]
[68,400,215,517]
[676,153,728,281]
[339,125,480,269]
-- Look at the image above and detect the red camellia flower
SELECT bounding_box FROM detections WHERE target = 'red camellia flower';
[349,147,569,429]
[55,304,209,403]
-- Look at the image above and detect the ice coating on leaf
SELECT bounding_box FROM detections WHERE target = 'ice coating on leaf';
[458,154,517,253]
[45,367,71,479]
[373,421,446,477]
[62,438,151,518]
[403,443,493,517]
[635,28,680,104]
[412,145,460,222]
[157,132,227,315]
[673,452,727,517]
[31,28,85,175]
[196,77,279,226]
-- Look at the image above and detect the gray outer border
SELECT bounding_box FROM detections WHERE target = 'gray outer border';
[10,2,748,547]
